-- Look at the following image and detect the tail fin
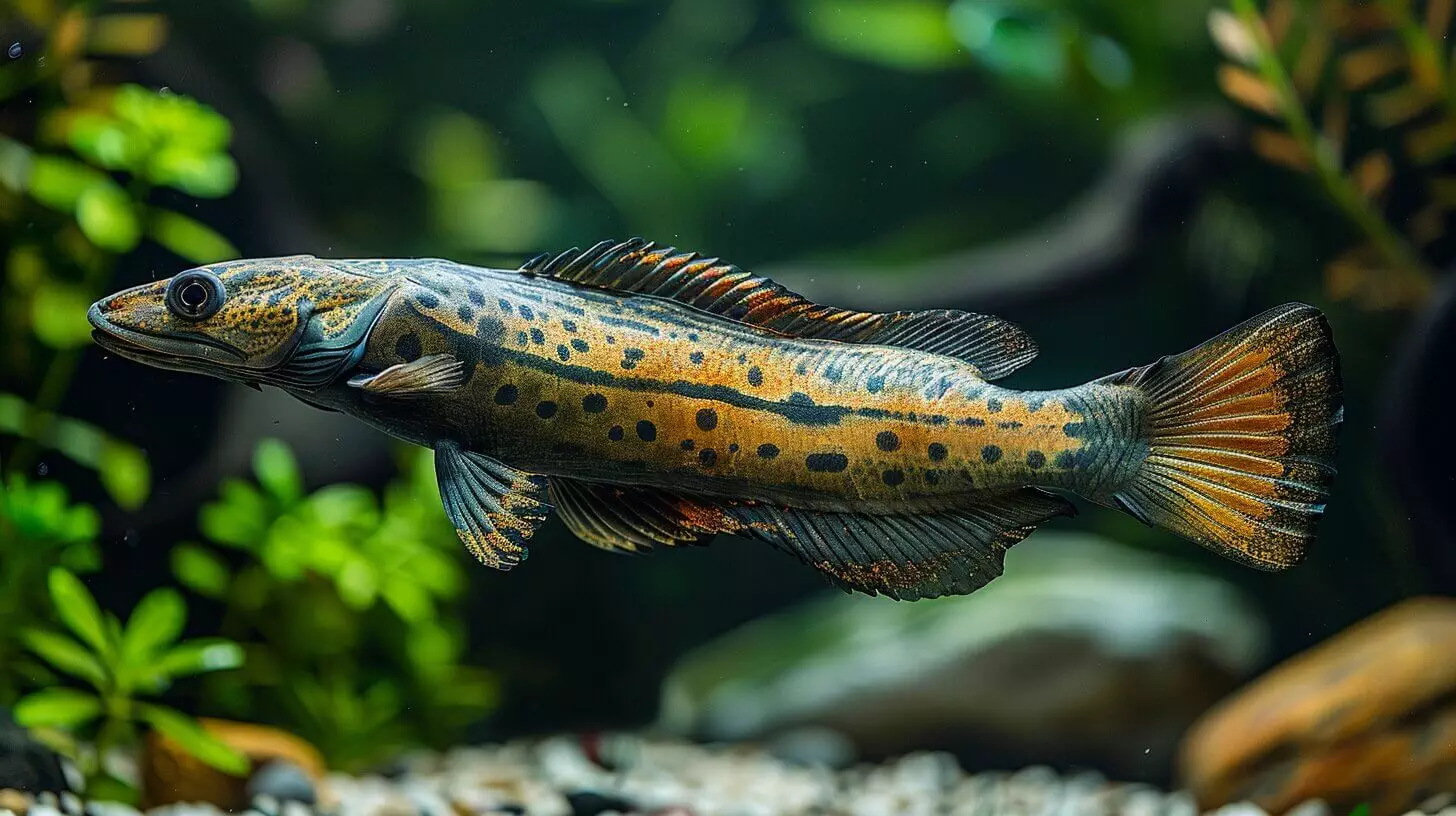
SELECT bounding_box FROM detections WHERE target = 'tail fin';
[1103,303,1342,570]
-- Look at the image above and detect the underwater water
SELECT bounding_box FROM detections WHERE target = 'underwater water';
[2,1,1455,814]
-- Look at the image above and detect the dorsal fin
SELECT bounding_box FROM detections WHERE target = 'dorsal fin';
[520,238,1038,380]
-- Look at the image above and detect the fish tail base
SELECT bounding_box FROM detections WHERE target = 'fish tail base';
[1098,303,1343,570]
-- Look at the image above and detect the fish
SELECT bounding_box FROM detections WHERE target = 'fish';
[87,238,1343,600]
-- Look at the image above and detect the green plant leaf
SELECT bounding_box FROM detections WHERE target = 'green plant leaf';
[47,568,114,660]
[146,148,237,198]
[98,439,151,510]
[75,182,141,252]
[65,112,141,171]
[25,155,107,211]
[148,210,238,264]
[138,704,249,775]
[795,0,964,71]
[13,688,103,730]
[30,281,96,350]
[156,638,245,678]
[122,588,186,665]
[252,438,302,503]
[20,629,106,687]
[171,543,232,598]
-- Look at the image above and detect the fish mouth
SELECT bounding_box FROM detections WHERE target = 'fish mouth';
[87,302,248,369]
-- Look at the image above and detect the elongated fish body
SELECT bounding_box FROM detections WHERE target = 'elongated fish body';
[90,239,1343,600]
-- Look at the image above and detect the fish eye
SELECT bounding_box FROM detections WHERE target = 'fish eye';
[165,271,225,321]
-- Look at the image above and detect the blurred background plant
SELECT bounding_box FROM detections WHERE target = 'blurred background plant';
[171,439,497,772]
[14,568,245,801]
[0,0,1453,794]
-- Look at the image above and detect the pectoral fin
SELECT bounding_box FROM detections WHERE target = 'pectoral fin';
[434,440,551,570]
[349,354,466,398]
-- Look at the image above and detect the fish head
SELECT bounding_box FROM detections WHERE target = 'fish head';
[89,256,397,390]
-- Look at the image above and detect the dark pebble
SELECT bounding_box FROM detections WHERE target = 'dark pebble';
[567,790,638,816]
[0,708,70,792]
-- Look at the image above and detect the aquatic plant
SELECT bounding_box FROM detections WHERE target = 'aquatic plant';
[1210,0,1456,309]
[14,568,246,800]
[173,439,498,771]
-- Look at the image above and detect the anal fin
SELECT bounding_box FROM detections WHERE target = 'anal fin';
[549,477,732,553]
[719,489,1075,600]
[349,354,466,398]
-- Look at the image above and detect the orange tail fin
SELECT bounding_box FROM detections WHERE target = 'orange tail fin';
[1102,303,1343,569]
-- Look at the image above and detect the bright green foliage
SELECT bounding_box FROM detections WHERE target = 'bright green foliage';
[0,393,151,510]
[177,439,499,771]
[15,570,247,798]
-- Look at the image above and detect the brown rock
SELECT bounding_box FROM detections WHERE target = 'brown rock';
[140,717,326,810]
[1179,597,1456,816]
[0,789,32,815]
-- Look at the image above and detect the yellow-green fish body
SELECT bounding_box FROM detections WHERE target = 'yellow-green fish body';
[89,239,1343,599]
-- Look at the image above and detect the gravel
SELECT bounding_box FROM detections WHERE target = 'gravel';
[0,736,1452,816]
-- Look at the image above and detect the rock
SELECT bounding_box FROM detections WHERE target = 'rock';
[0,789,33,814]
[246,761,317,805]
[1180,597,1456,816]
[657,532,1269,780]
[140,719,326,811]
[0,711,69,793]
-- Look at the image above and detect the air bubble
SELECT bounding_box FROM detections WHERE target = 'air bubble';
[7,43,21,59]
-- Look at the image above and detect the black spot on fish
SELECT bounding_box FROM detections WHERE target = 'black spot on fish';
[468,289,485,307]
[797,362,810,376]
[530,328,545,345]
[516,331,529,346]
[1026,450,1046,469]
[737,353,748,364]
[747,366,763,387]
[556,344,570,361]
[608,425,624,441]
[536,401,558,419]
[562,319,577,333]
[680,439,695,450]
[605,335,616,345]
[876,431,900,452]
[696,408,718,431]
[866,374,885,394]
[1054,450,1079,469]
[959,417,986,427]
[416,293,439,309]
[729,443,739,453]
[636,420,657,441]
[806,452,848,473]
[689,351,704,365]
[699,448,717,467]
[757,443,780,459]
[981,445,1003,464]
[478,316,504,343]
[789,392,814,405]
[1063,422,1087,438]
[457,305,475,323]
[987,398,1002,413]
[571,339,589,353]
[882,469,905,487]
[646,400,654,407]
[621,348,645,370]
[928,442,948,462]
[582,394,607,413]
[688,333,699,342]
[494,384,519,406]
[1027,398,1044,412]
[925,471,941,485]
[823,361,844,383]
[519,305,534,320]
[395,333,422,362]
[997,420,1023,430]
[498,298,512,313]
